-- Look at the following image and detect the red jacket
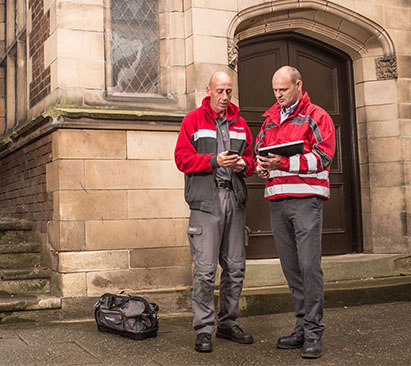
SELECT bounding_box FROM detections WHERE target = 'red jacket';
[175,97,254,212]
[255,91,335,200]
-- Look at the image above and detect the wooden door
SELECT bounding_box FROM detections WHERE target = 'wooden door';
[238,33,361,258]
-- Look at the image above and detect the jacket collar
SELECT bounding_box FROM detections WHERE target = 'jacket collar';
[262,91,311,124]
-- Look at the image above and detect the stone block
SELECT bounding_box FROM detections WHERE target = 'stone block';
[168,11,185,38]
[160,0,184,12]
[185,36,194,65]
[184,8,193,38]
[399,104,411,120]
[57,57,104,89]
[58,250,128,272]
[191,8,236,36]
[46,160,84,192]
[389,30,411,54]
[57,190,128,220]
[130,247,191,268]
[368,137,402,163]
[363,80,397,106]
[57,29,104,61]
[398,79,411,103]
[397,56,411,78]
[403,136,411,160]
[192,0,237,11]
[362,103,398,122]
[370,187,405,217]
[238,0,271,12]
[53,130,126,159]
[384,5,411,31]
[366,120,400,139]
[44,31,57,69]
[127,131,178,160]
[56,2,104,32]
[87,266,192,296]
[192,35,227,64]
[368,162,404,188]
[86,218,188,250]
[85,160,184,189]
[51,272,87,297]
[128,190,189,219]
[48,220,85,251]
[355,2,383,25]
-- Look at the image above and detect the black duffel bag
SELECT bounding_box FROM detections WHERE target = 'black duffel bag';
[94,292,159,340]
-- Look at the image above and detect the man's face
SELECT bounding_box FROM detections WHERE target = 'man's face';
[272,72,302,109]
[207,74,233,116]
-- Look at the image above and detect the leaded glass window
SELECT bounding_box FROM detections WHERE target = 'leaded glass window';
[110,0,159,95]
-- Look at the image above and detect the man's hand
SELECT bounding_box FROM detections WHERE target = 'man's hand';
[217,151,242,170]
[256,164,269,179]
[257,153,281,171]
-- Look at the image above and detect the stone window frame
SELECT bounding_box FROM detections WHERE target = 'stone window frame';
[103,0,171,104]
[1,0,27,133]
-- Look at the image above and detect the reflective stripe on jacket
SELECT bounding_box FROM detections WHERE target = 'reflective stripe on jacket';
[174,97,254,212]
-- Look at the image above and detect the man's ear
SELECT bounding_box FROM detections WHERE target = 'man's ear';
[296,80,303,91]
[206,85,211,96]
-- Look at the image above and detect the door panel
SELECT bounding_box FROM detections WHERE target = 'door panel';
[238,33,359,258]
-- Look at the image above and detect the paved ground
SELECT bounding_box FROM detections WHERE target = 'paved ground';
[1,301,410,366]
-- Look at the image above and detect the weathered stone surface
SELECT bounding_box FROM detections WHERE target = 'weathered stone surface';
[130,247,191,268]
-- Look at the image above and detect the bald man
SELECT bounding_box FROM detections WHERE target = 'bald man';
[175,72,255,352]
[256,66,336,359]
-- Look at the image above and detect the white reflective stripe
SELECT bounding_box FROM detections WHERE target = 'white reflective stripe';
[289,155,300,172]
[306,153,318,173]
[269,170,329,180]
[229,131,246,141]
[264,184,330,198]
[192,129,216,141]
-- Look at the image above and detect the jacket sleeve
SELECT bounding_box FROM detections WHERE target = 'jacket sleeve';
[279,110,335,174]
[240,122,255,177]
[174,117,216,174]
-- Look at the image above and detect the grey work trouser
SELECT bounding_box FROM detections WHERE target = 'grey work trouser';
[269,196,325,341]
[188,189,246,334]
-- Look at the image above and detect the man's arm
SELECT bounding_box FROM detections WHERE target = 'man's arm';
[174,118,216,174]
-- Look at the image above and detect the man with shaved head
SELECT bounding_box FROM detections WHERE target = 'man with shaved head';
[175,71,255,352]
[255,66,336,359]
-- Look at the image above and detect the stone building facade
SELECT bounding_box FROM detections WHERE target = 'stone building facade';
[0,0,410,314]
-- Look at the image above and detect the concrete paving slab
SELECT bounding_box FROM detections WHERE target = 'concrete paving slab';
[0,301,410,366]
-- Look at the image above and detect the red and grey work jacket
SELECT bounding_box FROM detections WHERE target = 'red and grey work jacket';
[255,91,336,201]
[175,97,254,212]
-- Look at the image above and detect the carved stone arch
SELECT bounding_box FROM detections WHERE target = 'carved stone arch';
[227,0,397,80]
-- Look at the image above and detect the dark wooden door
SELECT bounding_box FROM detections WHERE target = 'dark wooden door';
[238,33,361,258]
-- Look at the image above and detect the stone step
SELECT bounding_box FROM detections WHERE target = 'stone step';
[242,253,411,288]
[0,267,51,281]
[219,275,411,317]
[0,231,40,245]
[0,242,40,254]
[0,219,33,231]
[0,253,41,269]
[0,294,62,323]
[0,277,51,296]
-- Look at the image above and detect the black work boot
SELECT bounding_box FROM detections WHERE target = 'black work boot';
[302,338,322,358]
[216,325,254,344]
[277,333,304,349]
[194,333,212,353]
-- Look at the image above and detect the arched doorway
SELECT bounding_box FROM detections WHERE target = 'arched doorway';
[238,32,362,258]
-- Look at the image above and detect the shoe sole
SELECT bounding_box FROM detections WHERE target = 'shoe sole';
[216,332,254,344]
[194,346,212,353]
[277,343,304,349]
[302,353,322,359]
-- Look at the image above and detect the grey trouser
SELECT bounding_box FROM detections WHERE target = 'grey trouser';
[188,189,246,334]
[269,196,325,340]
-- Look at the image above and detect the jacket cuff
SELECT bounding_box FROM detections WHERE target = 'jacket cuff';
[240,159,249,177]
[210,155,218,169]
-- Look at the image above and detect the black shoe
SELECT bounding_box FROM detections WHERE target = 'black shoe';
[302,338,322,359]
[216,325,254,344]
[194,333,212,353]
[277,333,304,349]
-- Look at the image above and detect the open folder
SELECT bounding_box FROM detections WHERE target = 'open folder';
[258,140,304,157]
